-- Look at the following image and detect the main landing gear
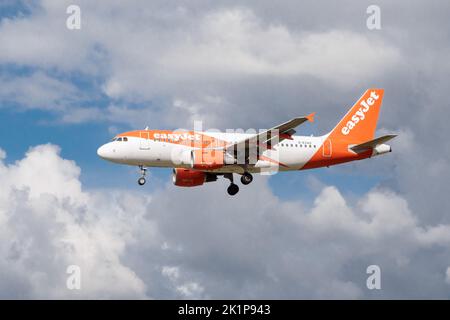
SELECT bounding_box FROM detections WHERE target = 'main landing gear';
[240,172,253,185]
[138,165,147,185]
[225,173,239,196]
[225,172,253,196]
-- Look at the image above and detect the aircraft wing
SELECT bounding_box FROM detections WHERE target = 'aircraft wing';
[225,113,315,155]
[350,134,397,153]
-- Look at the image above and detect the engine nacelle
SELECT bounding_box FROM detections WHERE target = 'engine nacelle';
[172,168,205,187]
[172,168,218,187]
[372,144,392,156]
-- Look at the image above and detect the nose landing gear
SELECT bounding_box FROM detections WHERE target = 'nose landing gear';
[138,165,147,185]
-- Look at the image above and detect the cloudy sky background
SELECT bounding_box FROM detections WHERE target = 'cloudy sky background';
[1,0,450,298]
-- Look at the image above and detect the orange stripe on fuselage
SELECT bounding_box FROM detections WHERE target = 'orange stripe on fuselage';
[301,139,372,170]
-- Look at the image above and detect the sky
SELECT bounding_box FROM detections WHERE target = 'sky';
[0,0,450,299]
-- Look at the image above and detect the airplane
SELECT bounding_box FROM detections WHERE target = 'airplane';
[97,88,396,196]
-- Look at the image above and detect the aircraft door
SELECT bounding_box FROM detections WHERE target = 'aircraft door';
[322,139,332,157]
[140,131,151,150]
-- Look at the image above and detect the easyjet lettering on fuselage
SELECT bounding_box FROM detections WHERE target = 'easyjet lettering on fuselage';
[154,132,201,141]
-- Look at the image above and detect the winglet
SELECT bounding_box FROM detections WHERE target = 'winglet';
[306,112,315,123]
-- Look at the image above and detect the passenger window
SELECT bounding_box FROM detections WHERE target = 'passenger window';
[123,137,128,142]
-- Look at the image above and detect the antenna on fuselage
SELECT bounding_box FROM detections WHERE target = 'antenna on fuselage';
[145,126,149,130]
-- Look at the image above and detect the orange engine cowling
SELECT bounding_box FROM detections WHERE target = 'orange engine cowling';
[172,168,206,187]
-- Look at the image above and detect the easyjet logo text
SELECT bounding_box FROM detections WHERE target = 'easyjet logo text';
[154,132,201,141]
[341,91,379,135]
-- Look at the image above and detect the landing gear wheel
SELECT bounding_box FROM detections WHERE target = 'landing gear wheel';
[240,172,253,185]
[227,183,239,196]
[138,165,147,186]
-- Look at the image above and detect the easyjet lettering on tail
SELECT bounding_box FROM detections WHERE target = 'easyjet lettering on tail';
[97,88,396,196]
[341,91,380,136]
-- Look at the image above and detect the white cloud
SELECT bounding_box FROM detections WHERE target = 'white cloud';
[176,282,205,299]
[161,9,400,83]
[0,144,148,298]
[162,266,205,299]
[0,3,400,127]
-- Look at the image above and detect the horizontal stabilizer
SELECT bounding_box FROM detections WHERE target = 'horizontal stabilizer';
[350,134,397,152]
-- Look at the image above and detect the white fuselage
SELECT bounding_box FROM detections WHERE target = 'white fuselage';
[97,132,328,174]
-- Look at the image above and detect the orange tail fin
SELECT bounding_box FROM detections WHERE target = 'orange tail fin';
[329,88,384,143]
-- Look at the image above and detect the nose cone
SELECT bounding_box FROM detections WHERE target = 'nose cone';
[97,143,121,162]
[97,144,109,159]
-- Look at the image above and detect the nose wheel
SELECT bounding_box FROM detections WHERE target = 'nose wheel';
[138,165,147,186]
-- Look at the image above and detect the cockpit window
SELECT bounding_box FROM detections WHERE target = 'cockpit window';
[112,136,128,141]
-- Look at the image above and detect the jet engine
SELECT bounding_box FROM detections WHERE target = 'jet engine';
[172,168,217,187]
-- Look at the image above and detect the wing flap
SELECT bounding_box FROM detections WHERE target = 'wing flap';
[226,113,315,153]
